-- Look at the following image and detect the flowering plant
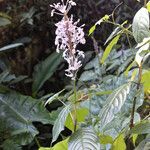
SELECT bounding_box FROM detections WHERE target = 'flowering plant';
[50,0,86,79]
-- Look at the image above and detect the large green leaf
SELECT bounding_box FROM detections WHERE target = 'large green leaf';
[101,35,120,64]
[68,127,101,150]
[52,105,71,143]
[32,52,62,94]
[0,90,53,146]
[99,83,131,129]
[132,7,150,43]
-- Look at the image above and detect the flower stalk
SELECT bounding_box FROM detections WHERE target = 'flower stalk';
[50,0,86,131]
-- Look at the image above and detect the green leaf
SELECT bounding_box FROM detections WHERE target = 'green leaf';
[130,120,150,134]
[88,15,109,36]
[69,127,101,150]
[32,52,62,94]
[89,25,96,35]
[99,134,113,144]
[45,89,65,106]
[0,90,53,146]
[2,139,21,150]
[52,105,71,143]
[65,108,89,131]
[39,138,68,150]
[99,83,131,129]
[104,26,121,45]
[112,134,126,150]
[101,35,120,64]
[132,7,150,43]
[0,43,23,52]
[124,60,136,76]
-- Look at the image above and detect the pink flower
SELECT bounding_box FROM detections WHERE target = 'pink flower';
[50,0,86,80]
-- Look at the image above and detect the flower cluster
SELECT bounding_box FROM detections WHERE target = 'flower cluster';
[50,0,86,80]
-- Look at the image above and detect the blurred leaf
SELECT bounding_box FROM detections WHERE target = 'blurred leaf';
[135,134,150,150]
[65,108,89,131]
[101,35,120,64]
[52,105,71,143]
[130,120,150,134]
[0,43,23,52]
[68,127,101,150]
[0,17,11,26]
[32,52,62,95]
[99,83,131,129]
[132,7,150,43]
[2,139,21,150]
[112,134,126,150]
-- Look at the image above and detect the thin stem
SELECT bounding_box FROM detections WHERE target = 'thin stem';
[130,65,142,128]
[34,136,41,148]
[73,79,77,132]
[126,33,132,50]
[111,2,123,23]
[144,0,147,7]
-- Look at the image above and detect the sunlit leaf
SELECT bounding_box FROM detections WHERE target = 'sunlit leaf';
[142,71,150,91]
[101,35,120,64]
[39,138,68,150]
[89,25,96,35]
[99,134,113,144]
[65,108,89,131]
[112,134,126,150]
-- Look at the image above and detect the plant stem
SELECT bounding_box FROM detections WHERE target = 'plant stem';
[73,79,77,132]
[130,65,142,128]
[35,136,41,148]
[144,0,147,7]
